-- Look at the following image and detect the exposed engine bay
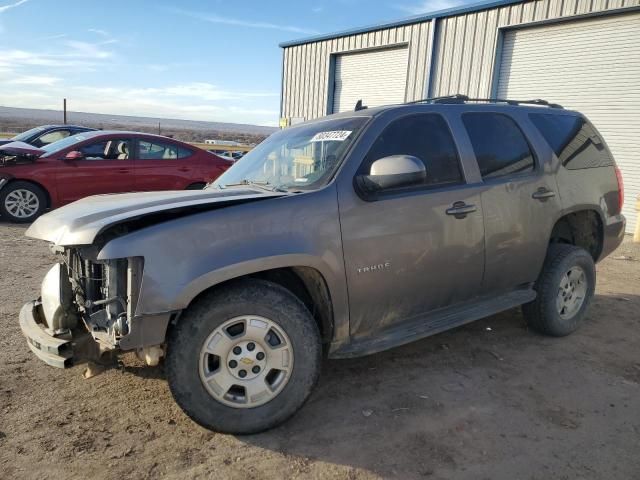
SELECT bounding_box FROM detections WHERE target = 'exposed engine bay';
[33,245,148,368]
[0,151,37,166]
[60,247,143,349]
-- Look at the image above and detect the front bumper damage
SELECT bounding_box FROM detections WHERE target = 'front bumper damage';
[19,300,73,368]
[20,299,103,369]
[20,256,172,369]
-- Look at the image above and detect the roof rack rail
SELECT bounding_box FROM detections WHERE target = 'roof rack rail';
[406,94,563,109]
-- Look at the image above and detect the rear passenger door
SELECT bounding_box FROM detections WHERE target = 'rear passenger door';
[134,138,196,191]
[460,111,562,294]
[338,112,486,336]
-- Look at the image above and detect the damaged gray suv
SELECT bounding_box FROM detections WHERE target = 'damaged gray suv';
[19,96,626,434]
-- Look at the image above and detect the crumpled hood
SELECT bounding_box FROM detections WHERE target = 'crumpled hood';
[0,141,45,157]
[26,188,285,246]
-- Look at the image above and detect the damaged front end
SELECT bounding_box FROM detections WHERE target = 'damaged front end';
[0,152,37,167]
[19,245,157,368]
[0,142,43,166]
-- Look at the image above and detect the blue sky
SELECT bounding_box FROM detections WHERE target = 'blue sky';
[0,0,475,126]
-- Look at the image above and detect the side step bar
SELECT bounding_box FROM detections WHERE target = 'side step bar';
[329,288,536,359]
[19,301,73,368]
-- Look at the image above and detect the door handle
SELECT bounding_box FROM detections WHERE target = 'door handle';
[532,187,556,200]
[178,167,190,172]
[446,201,477,218]
[117,168,130,174]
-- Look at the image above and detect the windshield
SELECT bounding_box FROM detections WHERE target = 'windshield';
[211,116,369,191]
[12,126,46,142]
[41,134,90,156]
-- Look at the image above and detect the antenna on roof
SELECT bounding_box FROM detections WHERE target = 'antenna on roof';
[354,99,368,111]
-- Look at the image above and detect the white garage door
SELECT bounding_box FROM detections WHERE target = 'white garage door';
[497,12,640,232]
[333,46,409,114]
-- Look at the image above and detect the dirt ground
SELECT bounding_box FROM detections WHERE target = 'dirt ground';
[1,222,639,480]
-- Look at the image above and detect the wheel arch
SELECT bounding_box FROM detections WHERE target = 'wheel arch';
[1,177,52,208]
[174,262,338,345]
[549,207,604,261]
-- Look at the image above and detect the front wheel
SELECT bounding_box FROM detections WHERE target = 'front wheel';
[166,279,322,434]
[522,244,596,337]
[0,181,47,223]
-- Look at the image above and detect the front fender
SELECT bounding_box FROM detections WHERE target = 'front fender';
[97,187,349,340]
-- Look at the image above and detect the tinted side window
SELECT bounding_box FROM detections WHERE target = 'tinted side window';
[80,139,131,160]
[529,113,613,170]
[138,140,179,160]
[463,113,534,180]
[362,114,463,189]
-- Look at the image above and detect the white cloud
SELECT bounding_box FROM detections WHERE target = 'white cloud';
[312,6,324,13]
[35,33,68,41]
[63,40,113,59]
[0,81,279,125]
[0,15,277,125]
[88,28,109,37]
[0,0,28,33]
[397,0,465,15]
[126,83,278,101]
[168,7,319,35]
[0,0,27,14]
[5,74,61,86]
[0,40,114,69]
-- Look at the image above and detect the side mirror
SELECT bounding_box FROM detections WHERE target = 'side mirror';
[64,150,84,161]
[357,155,426,193]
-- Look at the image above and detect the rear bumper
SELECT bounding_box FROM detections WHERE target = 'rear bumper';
[600,214,626,261]
[19,300,73,368]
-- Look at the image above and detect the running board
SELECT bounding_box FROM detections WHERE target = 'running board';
[329,289,536,359]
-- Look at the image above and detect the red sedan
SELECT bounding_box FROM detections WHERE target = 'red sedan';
[0,131,232,222]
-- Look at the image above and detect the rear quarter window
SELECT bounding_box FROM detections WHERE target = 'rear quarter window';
[529,113,614,170]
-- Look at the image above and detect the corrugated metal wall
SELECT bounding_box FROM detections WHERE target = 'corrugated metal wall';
[281,0,640,120]
[281,22,432,120]
[431,0,640,97]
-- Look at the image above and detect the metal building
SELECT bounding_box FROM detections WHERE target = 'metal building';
[279,0,640,231]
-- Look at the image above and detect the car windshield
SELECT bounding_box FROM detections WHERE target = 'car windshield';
[40,134,90,156]
[210,116,369,192]
[12,126,46,142]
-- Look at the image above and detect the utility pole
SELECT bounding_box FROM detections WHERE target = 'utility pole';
[63,98,67,124]
[158,121,161,135]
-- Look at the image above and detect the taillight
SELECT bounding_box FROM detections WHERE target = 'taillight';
[614,165,624,214]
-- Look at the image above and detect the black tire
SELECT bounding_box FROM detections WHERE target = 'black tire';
[166,279,322,434]
[0,181,47,223]
[522,244,595,337]
[186,182,206,190]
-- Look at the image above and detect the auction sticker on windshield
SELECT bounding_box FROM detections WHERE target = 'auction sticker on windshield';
[310,131,352,142]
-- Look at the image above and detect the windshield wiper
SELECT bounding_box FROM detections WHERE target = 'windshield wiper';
[220,178,289,192]
[221,179,289,193]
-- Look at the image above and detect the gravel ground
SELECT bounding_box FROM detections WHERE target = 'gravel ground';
[1,222,639,480]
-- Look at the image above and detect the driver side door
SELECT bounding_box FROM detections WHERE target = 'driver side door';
[337,112,486,337]
[56,137,135,205]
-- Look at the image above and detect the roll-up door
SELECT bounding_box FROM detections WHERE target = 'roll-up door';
[497,12,640,231]
[333,46,409,114]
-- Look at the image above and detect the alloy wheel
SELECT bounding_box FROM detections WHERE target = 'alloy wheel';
[4,189,40,219]
[199,315,294,408]
[556,266,588,319]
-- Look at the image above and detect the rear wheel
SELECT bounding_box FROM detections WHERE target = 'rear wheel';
[186,182,206,190]
[522,244,595,336]
[0,181,47,223]
[166,279,322,434]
